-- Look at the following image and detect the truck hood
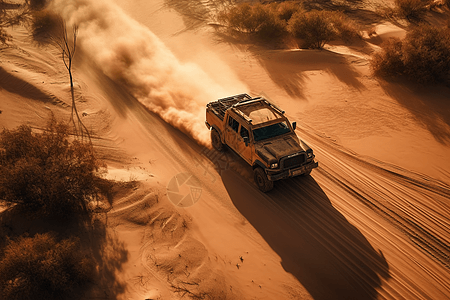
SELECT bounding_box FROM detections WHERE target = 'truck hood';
[255,134,311,163]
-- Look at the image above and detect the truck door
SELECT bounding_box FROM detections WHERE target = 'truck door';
[235,124,252,164]
[225,115,239,150]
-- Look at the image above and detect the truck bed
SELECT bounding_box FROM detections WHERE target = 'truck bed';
[206,93,252,121]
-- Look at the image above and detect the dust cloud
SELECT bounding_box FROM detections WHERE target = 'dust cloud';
[51,0,246,145]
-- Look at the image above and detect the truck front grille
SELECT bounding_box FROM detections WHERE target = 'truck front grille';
[282,154,306,169]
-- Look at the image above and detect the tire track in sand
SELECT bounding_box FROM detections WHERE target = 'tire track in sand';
[295,123,450,299]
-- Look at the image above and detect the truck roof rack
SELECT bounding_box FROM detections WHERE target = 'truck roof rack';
[207,93,284,123]
[207,94,252,121]
[218,93,252,105]
[233,97,285,116]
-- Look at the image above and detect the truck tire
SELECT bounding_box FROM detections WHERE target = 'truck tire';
[211,129,224,151]
[302,169,312,176]
[254,167,274,192]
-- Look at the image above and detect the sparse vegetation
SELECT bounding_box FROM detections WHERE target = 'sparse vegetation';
[30,10,89,140]
[289,10,335,48]
[0,119,103,218]
[276,1,301,22]
[371,37,404,77]
[217,3,289,42]
[402,26,450,84]
[289,10,361,48]
[251,3,288,40]
[328,11,362,42]
[394,0,431,22]
[372,25,450,85]
[0,233,94,300]
[217,2,360,49]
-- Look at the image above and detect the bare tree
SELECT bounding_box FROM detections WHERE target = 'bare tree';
[53,21,91,141]
[30,12,90,139]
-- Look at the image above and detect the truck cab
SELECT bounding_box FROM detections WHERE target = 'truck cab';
[205,94,318,192]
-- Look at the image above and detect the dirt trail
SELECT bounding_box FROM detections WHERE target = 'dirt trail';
[80,0,450,298]
[296,124,450,299]
[92,74,450,299]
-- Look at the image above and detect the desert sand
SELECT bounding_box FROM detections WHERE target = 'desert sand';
[1,0,450,299]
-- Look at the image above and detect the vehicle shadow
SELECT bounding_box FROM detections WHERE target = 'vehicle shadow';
[221,170,390,300]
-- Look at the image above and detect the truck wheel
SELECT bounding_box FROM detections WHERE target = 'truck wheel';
[211,129,224,151]
[302,169,312,176]
[254,167,274,192]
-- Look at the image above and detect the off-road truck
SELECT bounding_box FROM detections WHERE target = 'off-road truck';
[205,93,318,192]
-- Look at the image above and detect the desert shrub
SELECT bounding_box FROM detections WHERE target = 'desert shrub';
[0,120,103,218]
[218,3,359,48]
[276,1,303,22]
[371,37,404,76]
[0,233,94,300]
[402,25,450,84]
[218,3,258,33]
[251,4,288,40]
[218,3,289,41]
[289,10,336,48]
[371,25,450,85]
[328,11,361,42]
[394,0,431,22]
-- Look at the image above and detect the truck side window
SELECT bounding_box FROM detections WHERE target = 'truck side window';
[240,126,249,139]
[228,116,239,133]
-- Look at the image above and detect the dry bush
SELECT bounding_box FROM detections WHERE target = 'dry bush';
[218,2,359,48]
[0,233,94,300]
[289,10,360,48]
[251,4,288,40]
[371,25,450,85]
[217,3,258,33]
[217,3,289,42]
[276,1,303,21]
[394,0,431,22]
[371,37,404,76]
[289,10,336,48]
[329,11,361,42]
[402,25,450,84]
[0,119,103,218]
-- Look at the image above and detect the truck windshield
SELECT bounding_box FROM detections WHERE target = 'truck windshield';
[253,121,291,142]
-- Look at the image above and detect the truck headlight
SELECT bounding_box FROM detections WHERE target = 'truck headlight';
[270,163,278,169]
[307,151,313,158]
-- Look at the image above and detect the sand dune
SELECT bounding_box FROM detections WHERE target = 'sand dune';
[1,0,450,299]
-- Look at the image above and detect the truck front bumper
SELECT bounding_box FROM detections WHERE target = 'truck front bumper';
[266,161,318,181]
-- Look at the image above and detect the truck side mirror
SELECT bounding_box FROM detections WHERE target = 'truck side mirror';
[292,122,297,130]
[243,136,249,146]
